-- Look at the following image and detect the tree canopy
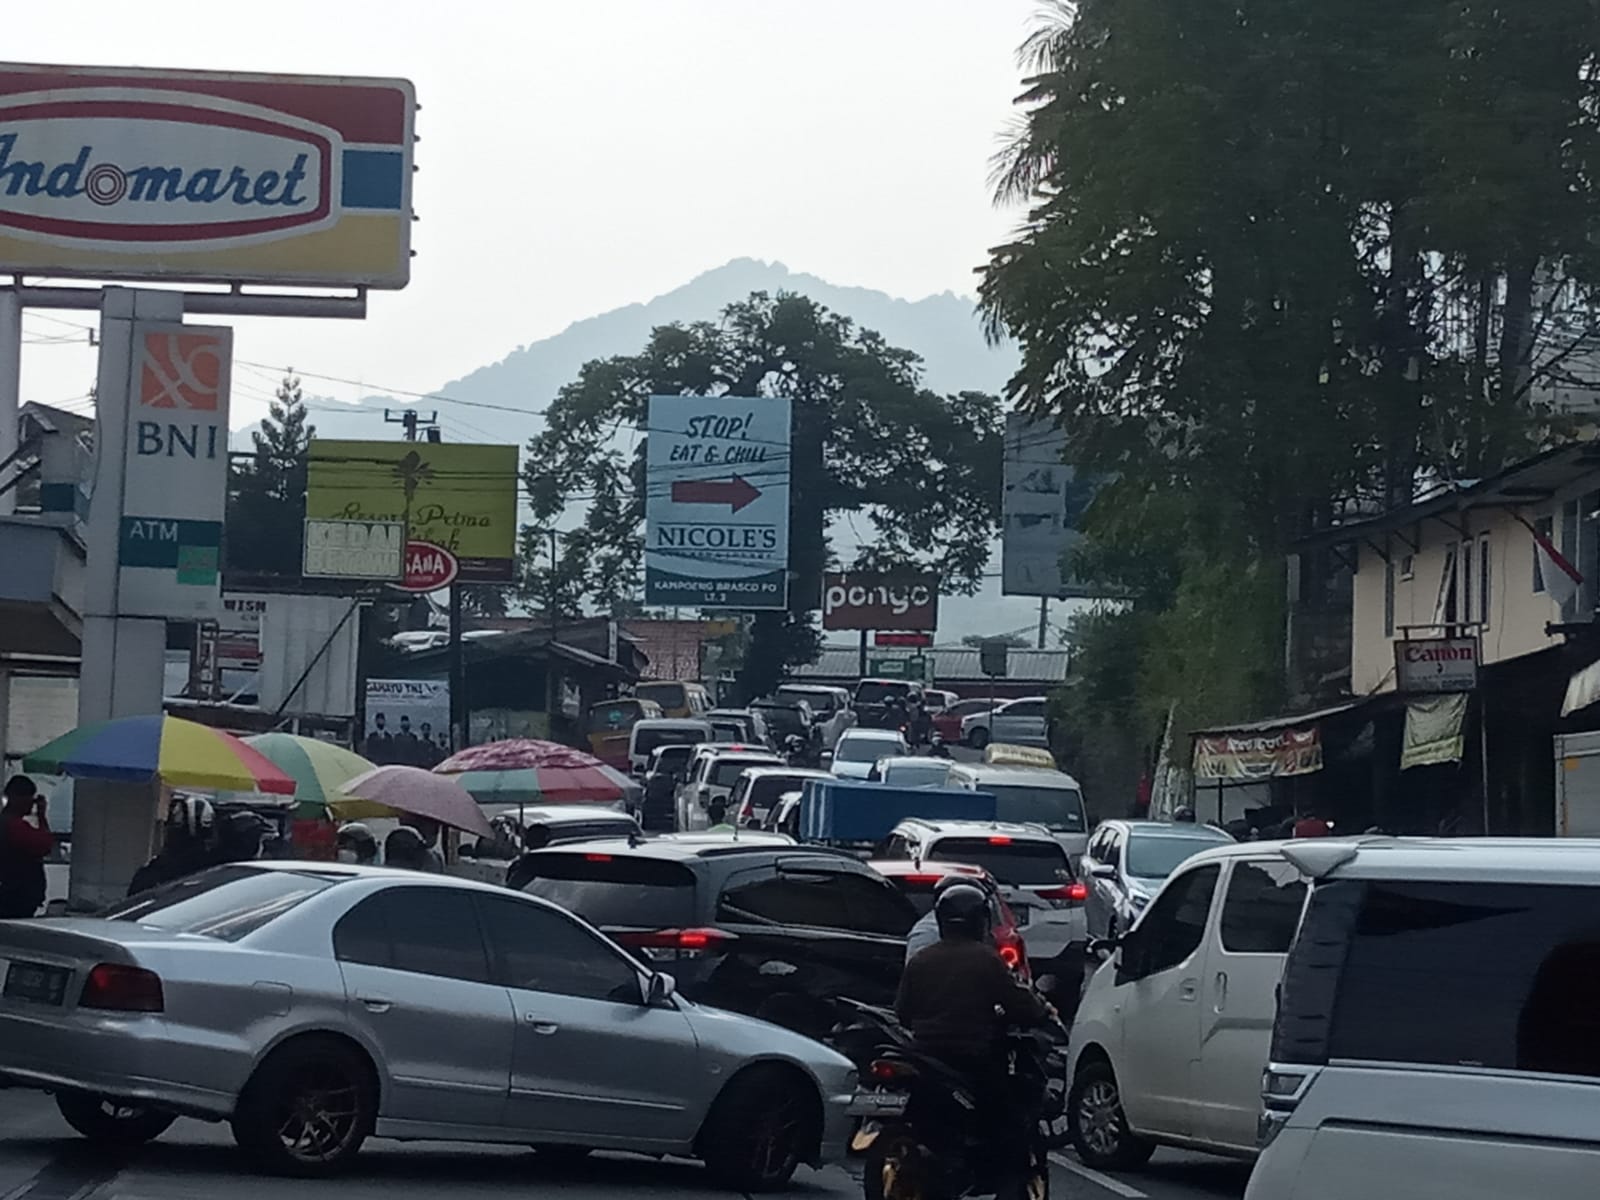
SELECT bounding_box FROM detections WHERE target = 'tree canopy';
[983,0,1600,750]
[521,292,1004,697]
[226,372,313,578]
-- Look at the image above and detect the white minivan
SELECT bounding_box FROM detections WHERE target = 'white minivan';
[1248,838,1600,1200]
[1065,840,1306,1168]
[945,763,1091,862]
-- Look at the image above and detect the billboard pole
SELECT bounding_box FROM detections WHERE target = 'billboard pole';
[0,289,18,518]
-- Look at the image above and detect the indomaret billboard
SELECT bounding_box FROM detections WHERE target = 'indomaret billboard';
[0,63,415,288]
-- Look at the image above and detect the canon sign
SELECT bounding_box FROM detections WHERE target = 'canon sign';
[1394,636,1479,693]
[822,572,940,631]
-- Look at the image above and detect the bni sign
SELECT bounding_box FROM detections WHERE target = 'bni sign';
[0,64,414,288]
[645,395,791,609]
[117,324,231,618]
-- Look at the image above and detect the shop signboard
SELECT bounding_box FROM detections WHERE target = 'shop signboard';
[822,572,939,631]
[0,63,415,288]
[1001,415,1102,598]
[1394,636,1479,693]
[306,441,519,583]
[302,519,405,580]
[644,395,791,609]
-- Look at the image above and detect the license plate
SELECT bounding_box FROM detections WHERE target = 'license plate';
[2,960,69,1006]
[846,1091,909,1117]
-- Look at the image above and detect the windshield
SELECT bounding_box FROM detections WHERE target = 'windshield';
[777,687,836,714]
[635,682,686,709]
[711,758,776,788]
[855,681,912,706]
[1125,833,1228,879]
[836,734,900,763]
[103,866,336,941]
[927,839,1072,886]
[520,855,697,927]
[634,726,708,756]
[987,784,1088,833]
[747,775,806,809]
[589,701,644,730]
[882,762,952,788]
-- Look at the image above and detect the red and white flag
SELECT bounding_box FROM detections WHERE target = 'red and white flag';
[1528,519,1583,609]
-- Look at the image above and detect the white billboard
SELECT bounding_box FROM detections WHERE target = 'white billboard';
[644,395,791,610]
[363,679,449,767]
[1001,414,1100,599]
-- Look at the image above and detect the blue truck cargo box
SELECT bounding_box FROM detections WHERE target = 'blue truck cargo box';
[798,779,998,844]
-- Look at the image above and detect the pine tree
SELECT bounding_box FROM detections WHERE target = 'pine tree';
[225,372,315,577]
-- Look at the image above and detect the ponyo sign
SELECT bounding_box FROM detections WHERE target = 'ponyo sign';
[0,64,414,287]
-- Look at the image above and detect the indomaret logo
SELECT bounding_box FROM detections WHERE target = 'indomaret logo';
[0,89,335,244]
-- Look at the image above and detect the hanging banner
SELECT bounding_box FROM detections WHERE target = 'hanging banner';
[1193,725,1323,781]
[116,323,231,618]
[363,679,449,767]
[1401,694,1468,770]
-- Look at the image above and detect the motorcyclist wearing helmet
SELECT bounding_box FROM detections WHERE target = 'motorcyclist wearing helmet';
[905,874,993,963]
[896,882,1050,1198]
[383,825,438,871]
[127,795,216,896]
[337,822,379,865]
[212,810,270,865]
[1173,805,1197,823]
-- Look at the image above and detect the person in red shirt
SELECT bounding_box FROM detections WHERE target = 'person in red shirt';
[0,775,55,919]
[1292,813,1333,839]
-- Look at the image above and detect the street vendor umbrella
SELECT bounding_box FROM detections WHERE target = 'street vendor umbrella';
[435,739,639,807]
[22,714,296,795]
[244,734,375,818]
[330,764,494,837]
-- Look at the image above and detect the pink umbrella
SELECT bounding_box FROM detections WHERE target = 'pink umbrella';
[332,764,493,837]
[436,738,601,773]
[435,739,641,807]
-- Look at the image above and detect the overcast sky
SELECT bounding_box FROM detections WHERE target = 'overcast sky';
[10,0,1041,426]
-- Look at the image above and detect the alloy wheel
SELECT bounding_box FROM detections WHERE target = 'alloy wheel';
[273,1064,362,1165]
[1076,1078,1127,1158]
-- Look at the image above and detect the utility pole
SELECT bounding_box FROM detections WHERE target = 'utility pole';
[384,408,437,442]
[546,529,560,731]
[1037,596,1050,650]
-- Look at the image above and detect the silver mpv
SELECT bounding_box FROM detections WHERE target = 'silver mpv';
[0,863,857,1185]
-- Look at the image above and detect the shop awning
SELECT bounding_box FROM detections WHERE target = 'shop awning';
[1563,658,1600,718]
[1190,701,1367,781]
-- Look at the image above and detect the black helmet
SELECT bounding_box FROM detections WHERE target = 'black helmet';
[934,882,990,941]
[384,826,429,867]
[1173,806,1197,823]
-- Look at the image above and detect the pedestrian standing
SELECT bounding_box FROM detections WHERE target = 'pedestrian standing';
[0,776,55,919]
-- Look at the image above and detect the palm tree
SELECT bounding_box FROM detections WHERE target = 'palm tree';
[391,449,435,528]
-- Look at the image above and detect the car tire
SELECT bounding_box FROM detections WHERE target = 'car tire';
[1067,1058,1154,1171]
[967,726,990,749]
[231,1035,376,1176]
[55,1093,176,1147]
[699,1065,816,1192]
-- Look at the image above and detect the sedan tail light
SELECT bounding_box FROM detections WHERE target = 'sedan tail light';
[80,963,164,1013]
[869,1058,915,1081]
[1036,882,1089,907]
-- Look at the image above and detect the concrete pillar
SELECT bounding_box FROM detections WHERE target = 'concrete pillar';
[0,289,19,518]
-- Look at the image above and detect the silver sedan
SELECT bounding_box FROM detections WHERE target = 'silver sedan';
[0,863,857,1186]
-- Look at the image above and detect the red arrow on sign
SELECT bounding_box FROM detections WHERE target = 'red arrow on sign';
[670,475,762,513]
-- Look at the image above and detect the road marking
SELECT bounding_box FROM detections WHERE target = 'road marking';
[1049,1151,1149,1199]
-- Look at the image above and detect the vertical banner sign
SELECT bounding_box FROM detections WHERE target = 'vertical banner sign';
[645,395,791,609]
[1001,414,1102,598]
[117,324,231,618]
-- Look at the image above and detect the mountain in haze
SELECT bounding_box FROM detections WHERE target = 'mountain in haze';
[270,258,1058,643]
[281,258,1018,444]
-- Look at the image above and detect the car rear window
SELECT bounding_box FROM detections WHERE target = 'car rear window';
[777,687,836,714]
[636,682,686,709]
[927,838,1072,886]
[1317,879,1600,1079]
[836,735,899,763]
[104,865,336,941]
[1126,833,1229,879]
[519,854,698,929]
[711,758,776,788]
[855,682,911,705]
[634,726,707,756]
[986,784,1088,833]
[882,762,952,788]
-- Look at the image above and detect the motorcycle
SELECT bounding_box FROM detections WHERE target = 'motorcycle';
[835,996,1067,1199]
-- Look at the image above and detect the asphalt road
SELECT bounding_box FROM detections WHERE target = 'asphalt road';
[0,1087,1249,1200]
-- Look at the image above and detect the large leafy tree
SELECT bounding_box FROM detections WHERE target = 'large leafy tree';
[983,0,1600,778]
[522,292,1004,698]
[226,372,314,577]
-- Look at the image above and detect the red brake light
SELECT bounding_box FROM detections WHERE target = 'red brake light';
[80,963,164,1013]
[584,853,613,863]
[998,943,1022,968]
[1036,882,1089,904]
[614,927,733,952]
[988,836,1012,846]
[870,1058,913,1081]
[901,874,946,885]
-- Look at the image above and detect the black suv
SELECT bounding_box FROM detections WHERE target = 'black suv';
[516,840,917,1037]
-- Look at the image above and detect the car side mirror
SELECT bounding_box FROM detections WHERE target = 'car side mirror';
[646,971,677,1007]
[1090,863,1118,880]
[820,751,833,766]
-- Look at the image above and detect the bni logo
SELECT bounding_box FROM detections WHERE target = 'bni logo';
[0,88,336,246]
[140,331,225,411]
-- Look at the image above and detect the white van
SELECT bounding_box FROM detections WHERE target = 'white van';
[1247,838,1600,1200]
[945,763,1091,862]
[1065,840,1306,1168]
[627,718,714,774]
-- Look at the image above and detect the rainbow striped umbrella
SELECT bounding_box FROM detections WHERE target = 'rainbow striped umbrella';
[245,734,375,818]
[23,714,296,795]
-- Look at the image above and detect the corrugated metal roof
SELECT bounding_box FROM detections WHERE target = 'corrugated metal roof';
[790,646,1071,684]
